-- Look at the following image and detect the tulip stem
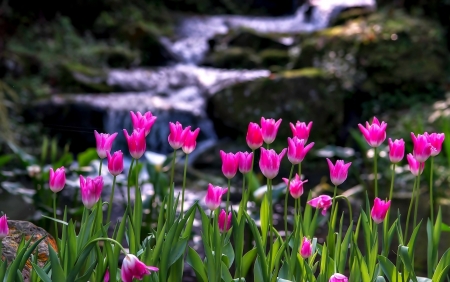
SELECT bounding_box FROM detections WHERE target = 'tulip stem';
[127,159,135,211]
[268,178,274,279]
[53,193,58,241]
[99,159,102,176]
[430,157,435,223]
[106,176,117,224]
[405,177,417,242]
[413,172,421,232]
[168,149,176,223]
[383,163,396,257]
[225,178,231,230]
[284,164,295,246]
[86,237,128,255]
[335,196,352,225]
[244,149,255,211]
[181,154,189,216]
[374,147,378,197]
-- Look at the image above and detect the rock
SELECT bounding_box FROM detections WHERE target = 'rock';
[1,220,57,281]
[203,47,260,69]
[208,68,346,147]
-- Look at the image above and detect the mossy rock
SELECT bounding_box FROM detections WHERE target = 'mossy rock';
[209,68,347,147]
[225,28,290,51]
[203,47,260,69]
[259,49,290,69]
[60,62,112,92]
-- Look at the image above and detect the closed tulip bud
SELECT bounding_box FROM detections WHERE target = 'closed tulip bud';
[80,175,103,209]
[290,121,313,142]
[371,197,391,224]
[204,184,228,211]
[326,158,352,186]
[94,131,118,159]
[123,129,146,159]
[237,151,253,174]
[220,151,239,179]
[307,195,332,216]
[407,153,424,176]
[425,132,445,157]
[49,166,66,193]
[182,128,200,154]
[260,117,282,144]
[121,254,158,282]
[218,209,232,232]
[329,273,348,282]
[130,111,157,136]
[287,137,314,164]
[259,147,286,179]
[357,117,387,147]
[282,174,307,199]
[410,133,432,163]
[388,138,405,163]
[246,122,263,150]
[299,237,313,258]
[106,150,124,176]
[168,122,191,150]
[0,214,8,240]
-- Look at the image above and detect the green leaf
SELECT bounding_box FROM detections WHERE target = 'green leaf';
[376,277,386,282]
[243,212,268,281]
[260,194,269,246]
[31,263,52,282]
[49,244,66,281]
[77,148,98,167]
[399,246,417,282]
[377,255,398,282]
[441,223,450,232]
[41,215,69,226]
[168,238,189,267]
[0,154,13,167]
[186,247,208,282]
[223,242,235,268]
[242,248,257,278]
[432,248,450,282]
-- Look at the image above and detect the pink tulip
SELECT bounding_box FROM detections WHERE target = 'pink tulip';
[259,147,286,179]
[121,254,158,282]
[123,129,146,159]
[237,151,253,174]
[246,122,264,150]
[260,117,282,144]
[410,133,432,163]
[220,151,239,179]
[290,121,313,142]
[182,128,200,154]
[299,237,313,258]
[130,111,157,137]
[94,131,118,159]
[80,175,104,209]
[388,138,405,163]
[0,214,8,240]
[329,273,348,282]
[326,158,352,186]
[168,122,191,150]
[218,209,232,232]
[106,150,124,176]
[205,184,228,211]
[407,153,424,176]
[425,132,445,157]
[104,270,110,282]
[358,117,387,147]
[49,166,66,193]
[282,174,307,199]
[307,195,332,215]
[287,137,315,164]
[371,197,391,224]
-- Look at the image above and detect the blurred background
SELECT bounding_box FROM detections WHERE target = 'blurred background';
[1,0,450,274]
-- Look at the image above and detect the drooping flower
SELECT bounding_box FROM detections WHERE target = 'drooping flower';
[168,122,191,150]
[282,174,307,199]
[94,131,118,159]
[357,117,387,147]
[106,150,124,176]
[204,184,228,211]
[290,121,313,142]
[182,128,200,154]
[326,158,352,186]
[121,254,158,282]
[260,117,282,144]
[218,209,232,233]
[407,153,425,176]
[307,195,332,215]
[220,151,239,179]
[0,214,8,240]
[237,151,253,174]
[259,147,286,179]
[299,237,313,259]
[425,132,445,157]
[246,122,264,150]
[371,197,391,224]
[329,273,348,282]
[123,129,146,159]
[410,133,432,163]
[130,111,157,137]
[388,138,405,163]
[49,166,66,193]
[80,175,104,209]
[287,137,314,164]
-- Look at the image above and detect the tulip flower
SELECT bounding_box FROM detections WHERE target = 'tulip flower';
[260,117,282,144]
[388,138,405,163]
[205,184,228,211]
[168,122,191,150]
[407,153,424,176]
[182,128,200,154]
[80,175,104,209]
[237,151,253,174]
[329,273,348,282]
[0,214,8,240]
[220,151,239,179]
[123,129,146,159]
[358,117,387,147]
[106,150,124,176]
[121,254,158,282]
[326,158,352,186]
[410,133,432,163]
[218,209,232,232]
[287,137,314,164]
[246,122,263,150]
[299,237,313,258]
[371,197,391,224]
[94,131,118,159]
[425,132,445,157]
[130,111,157,136]
[259,147,286,179]
[282,174,307,199]
[104,270,110,282]
[290,121,313,142]
[49,166,66,193]
[307,195,332,215]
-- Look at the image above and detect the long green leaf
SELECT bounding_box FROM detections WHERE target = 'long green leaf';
[186,247,208,282]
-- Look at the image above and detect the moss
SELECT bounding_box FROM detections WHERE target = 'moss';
[203,47,260,69]
[259,49,290,69]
